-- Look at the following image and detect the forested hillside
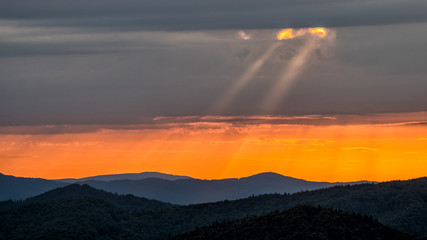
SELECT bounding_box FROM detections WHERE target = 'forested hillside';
[0,178,426,239]
[170,205,417,240]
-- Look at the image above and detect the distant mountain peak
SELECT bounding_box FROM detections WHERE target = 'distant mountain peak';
[241,172,303,182]
[244,172,291,178]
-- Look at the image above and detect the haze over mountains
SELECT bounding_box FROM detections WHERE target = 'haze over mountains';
[0,172,370,204]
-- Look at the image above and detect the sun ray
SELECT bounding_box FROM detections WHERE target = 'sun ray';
[211,42,282,113]
[261,38,316,112]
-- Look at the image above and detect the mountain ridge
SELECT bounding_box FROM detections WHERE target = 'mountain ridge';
[55,171,193,183]
[170,205,417,240]
[0,171,375,204]
[25,183,175,211]
[77,172,371,204]
[1,178,426,239]
[0,172,68,200]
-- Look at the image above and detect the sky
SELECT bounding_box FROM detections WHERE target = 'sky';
[1,0,427,181]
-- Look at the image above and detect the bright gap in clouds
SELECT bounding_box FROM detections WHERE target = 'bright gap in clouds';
[262,28,335,112]
[213,27,335,114]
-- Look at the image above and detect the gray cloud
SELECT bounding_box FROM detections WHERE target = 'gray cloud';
[1,0,427,30]
[1,1,427,126]
[2,112,427,135]
[1,24,427,125]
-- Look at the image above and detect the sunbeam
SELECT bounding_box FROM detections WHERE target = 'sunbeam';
[211,41,282,113]
[261,38,316,112]
[261,27,334,112]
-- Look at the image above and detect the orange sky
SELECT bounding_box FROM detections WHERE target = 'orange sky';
[1,112,427,182]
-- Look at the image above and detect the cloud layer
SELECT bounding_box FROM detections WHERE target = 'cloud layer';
[2,0,427,30]
[1,112,427,135]
[1,1,427,126]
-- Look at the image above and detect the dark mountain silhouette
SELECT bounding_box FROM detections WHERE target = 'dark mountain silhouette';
[170,205,417,240]
[57,171,192,183]
[2,199,414,240]
[0,173,67,201]
[1,172,370,204]
[24,183,174,211]
[149,177,427,238]
[1,178,426,239]
[0,197,133,239]
[162,177,426,238]
[79,172,369,204]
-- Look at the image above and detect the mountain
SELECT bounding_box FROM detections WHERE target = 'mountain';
[0,173,68,201]
[56,171,192,183]
[0,197,133,239]
[165,177,426,238]
[170,205,417,240]
[240,172,370,193]
[0,178,426,239]
[1,172,370,204]
[163,177,426,238]
[78,172,368,204]
[157,177,427,238]
[24,183,174,211]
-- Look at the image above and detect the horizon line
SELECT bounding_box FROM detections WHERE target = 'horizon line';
[3,170,424,183]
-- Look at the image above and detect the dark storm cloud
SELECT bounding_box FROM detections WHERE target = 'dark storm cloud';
[1,0,427,30]
[1,1,427,127]
[0,42,114,57]
[1,24,427,126]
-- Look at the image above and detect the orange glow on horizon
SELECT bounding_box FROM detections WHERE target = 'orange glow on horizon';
[1,114,427,182]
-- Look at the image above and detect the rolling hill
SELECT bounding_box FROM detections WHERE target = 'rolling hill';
[170,205,417,240]
[24,183,175,211]
[1,177,426,239]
